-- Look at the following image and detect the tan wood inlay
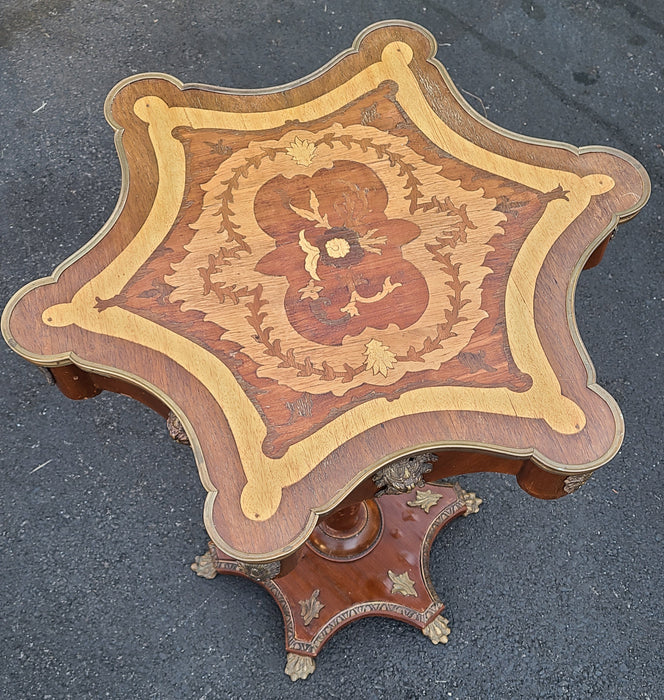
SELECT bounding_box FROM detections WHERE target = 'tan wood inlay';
[2,22,649,560]
[40,42,613,522]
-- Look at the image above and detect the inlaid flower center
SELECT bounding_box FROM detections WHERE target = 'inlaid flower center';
[325,237,351,259]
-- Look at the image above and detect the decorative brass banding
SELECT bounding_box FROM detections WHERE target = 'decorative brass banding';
[1,21,648,564]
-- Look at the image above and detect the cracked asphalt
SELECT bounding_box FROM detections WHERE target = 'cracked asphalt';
[1,1,662,698]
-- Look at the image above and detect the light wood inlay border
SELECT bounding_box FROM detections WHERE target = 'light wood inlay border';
[2,21,649,560]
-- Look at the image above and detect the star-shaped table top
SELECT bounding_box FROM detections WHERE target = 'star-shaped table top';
[2,22,649,561]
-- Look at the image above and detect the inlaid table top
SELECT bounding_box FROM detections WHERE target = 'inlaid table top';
[2,22,649,562]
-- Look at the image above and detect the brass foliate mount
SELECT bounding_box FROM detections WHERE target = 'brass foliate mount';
[166,410,190,445]
[459,487,483,515]
[407,488,443,513]
[237,560,281,581]
[563,472,594,494]
[191,550,217,579]
[388,570,418,597]
[373,453,437,496]
[190,549,281,581]
[299,589,325,626]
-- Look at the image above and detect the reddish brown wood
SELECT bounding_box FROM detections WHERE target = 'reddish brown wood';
[50,364,170,417]
[90,373,170,418]
[125,92,549,458]
[3,21,652,677]
[1,21,649,561]
[209,482,466,656]
[308,500,382,560]
[50,365,101,400]
[583,231,613,269]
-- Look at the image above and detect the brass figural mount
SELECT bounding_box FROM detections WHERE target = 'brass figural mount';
[2,21,649,681]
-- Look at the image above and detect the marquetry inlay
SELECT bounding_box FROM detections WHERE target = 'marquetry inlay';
[2,22,649,560]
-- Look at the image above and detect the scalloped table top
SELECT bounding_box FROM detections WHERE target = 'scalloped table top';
[2,21,649,561]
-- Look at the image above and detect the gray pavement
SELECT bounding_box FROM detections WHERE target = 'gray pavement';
[1,2,662,698]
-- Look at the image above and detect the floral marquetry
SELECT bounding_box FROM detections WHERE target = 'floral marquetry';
[2,22,649,563]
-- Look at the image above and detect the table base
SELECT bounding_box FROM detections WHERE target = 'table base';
[192,482,481,680]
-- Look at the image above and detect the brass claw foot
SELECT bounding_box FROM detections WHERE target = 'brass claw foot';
[285,652,316,681]
[459,487,482,515]
[191,550,218,579]
[422,615,451,644]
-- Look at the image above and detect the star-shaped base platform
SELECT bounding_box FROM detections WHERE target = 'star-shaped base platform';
[193,482,473,680]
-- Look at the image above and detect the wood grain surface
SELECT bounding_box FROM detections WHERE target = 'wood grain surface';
[209,482,467,657]
[1,21,649,561]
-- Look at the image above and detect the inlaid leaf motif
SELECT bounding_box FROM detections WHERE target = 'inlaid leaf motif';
[297,230,321,281]
[298,279,323,300]
[364,339,397,377]
[290,189,329,228]
[357,227,387,254]
[286,136,317,166]
[388,570,417,597]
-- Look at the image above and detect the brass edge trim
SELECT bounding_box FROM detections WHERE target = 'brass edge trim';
[419,484,467,602]
[417,16,652,191]
[406,20,646,473]
[2,20,649,562]
[13,37,590,516]
[278,595,442,655]
[412,23,649,475]
[401,22,645,467]
[56,353,215,495]
[98,20,431,101]
[561,208,630,471]
[0,120,131,356]
[419,23,648,475]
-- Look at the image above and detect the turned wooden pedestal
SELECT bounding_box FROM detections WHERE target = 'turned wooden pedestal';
[2,20,648,680]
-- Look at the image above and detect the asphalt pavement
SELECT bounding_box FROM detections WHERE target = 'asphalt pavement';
[1,1,662,698]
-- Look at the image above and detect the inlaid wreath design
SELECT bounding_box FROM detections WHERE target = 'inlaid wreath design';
[200,131,473,272]
[246,247,468,383]
[177,125,488,387]
[197,252,467,384]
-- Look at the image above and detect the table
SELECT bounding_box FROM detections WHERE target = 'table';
[1,21,649,680]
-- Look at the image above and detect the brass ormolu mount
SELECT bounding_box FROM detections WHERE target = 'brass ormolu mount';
[191,457,481,680]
